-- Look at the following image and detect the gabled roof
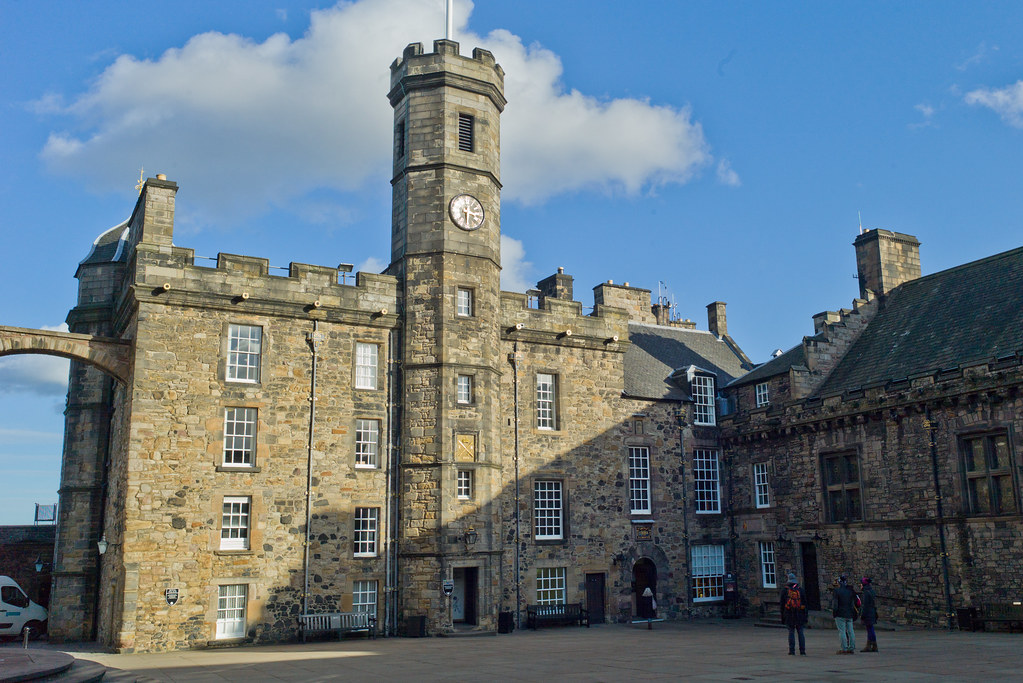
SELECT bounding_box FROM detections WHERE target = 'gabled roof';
[817,245,1023,396]
[727,342,809,388]
[624,322,752,401]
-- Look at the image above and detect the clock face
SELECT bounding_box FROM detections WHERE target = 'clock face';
[449,194,485,231]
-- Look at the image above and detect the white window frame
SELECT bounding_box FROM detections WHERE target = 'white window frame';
[536,567,566,605]
[355,342,378,390]
[691,545,725,602]
[216,584,247,639]
[694,449,721,514]
[536,373,557,430]
[354,507,379,557]
[456,374,473,404]
[220,496,250,550]
[456,287,474,317]
[533,480,563,540]
[755,382,770,408]
[628,446,652,514]
[223,407,257,467]
[355,419,379,468]
[759,541,777,588]
[753,462,771,509]
[227,324,261,383]
[353,580,378,616]
[457,470,473,500]
[691,374,716,425]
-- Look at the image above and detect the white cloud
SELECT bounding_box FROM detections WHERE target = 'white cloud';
[716,159,740,187]
[909,102,937,130]
[0,323,71,396]
[965,81,1023,128]
[357,256,387,274]
[38,0,713,222]
[500,235,533,293]
[955,42,998,72]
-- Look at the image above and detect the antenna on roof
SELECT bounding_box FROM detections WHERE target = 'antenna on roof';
[446,0,453,40]
[858,210,863,235]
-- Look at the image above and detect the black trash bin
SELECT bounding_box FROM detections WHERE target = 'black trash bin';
[405,615,427,637]
[498,611,514,633]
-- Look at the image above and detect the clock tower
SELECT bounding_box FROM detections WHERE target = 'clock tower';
[387,39,506,632]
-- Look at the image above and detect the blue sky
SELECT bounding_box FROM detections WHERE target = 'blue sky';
[1,0,1021,524]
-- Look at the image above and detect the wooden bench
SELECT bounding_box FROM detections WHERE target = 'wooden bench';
[299,612,377,641]
[526,603,589,629]
[974,603,1023,632]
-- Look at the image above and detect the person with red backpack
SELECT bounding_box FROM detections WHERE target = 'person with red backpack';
[779,571,808,655]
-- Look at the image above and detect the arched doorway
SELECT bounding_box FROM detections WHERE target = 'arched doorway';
[633,558,657,619]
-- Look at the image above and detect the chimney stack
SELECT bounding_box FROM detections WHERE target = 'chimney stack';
[853,229,921,299]
[707,301,727,337]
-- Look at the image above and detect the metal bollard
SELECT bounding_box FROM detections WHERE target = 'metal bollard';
[23,626,31,648]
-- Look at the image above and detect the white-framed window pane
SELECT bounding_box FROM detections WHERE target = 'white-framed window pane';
[457,470,473,500]
[694,449,721,513]
[691,545,725,602]
[355,419,379,468]
[354,507,378,557]
[534,480,563,540]
[223,407,256,466]
[755,382,770,407]
[227,324,261,383]
[759,541,777,588]
[220,496,250,550]
[216,584,247,639]
[536,373,556,430]
[456,288,473,317]
[753,462,771,508]
[536,567,566,605]
[353,580,378,615]
[355,343,379,390]
[692,375,716,425]
[456,374,472,404]
[628,446,651,514]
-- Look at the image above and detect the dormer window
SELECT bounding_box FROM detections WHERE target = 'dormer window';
[691,373,716,426]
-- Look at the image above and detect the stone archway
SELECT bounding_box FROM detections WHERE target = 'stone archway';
[0,325,131,384]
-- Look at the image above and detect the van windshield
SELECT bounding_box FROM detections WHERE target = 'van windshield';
[1,585,30,608]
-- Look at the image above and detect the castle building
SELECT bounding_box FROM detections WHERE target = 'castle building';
[25,40,1021,652]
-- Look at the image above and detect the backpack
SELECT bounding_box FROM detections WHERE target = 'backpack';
[784,585,803,612]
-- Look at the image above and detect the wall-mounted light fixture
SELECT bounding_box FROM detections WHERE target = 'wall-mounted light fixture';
[463,527,478,547]
[97,535,113,555]
[33,556,51,573]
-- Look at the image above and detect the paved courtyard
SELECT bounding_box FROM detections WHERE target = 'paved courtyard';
[8,619,1022,682]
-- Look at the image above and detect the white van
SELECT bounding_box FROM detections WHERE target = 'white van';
[0,576,48,638]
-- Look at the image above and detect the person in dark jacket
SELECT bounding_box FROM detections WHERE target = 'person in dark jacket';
[859,577,879,652]
[779,571,808,655]
[831,575,860,654]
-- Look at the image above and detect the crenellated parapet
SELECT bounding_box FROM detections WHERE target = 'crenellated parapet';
[792,297,879,398]
[499,291,629,351]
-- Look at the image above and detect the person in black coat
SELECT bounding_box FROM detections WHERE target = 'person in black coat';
[832,575,860,654]
[859,577,879,652]
[779,572,808,655]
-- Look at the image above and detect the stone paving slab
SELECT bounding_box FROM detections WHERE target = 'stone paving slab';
[5,620,1022,682]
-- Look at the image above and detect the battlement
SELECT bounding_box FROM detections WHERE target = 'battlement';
[390,40,501,73]
[388,40,505,110]
[500,291,629,350]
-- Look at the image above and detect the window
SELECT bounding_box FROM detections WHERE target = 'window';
[536,567,566,605]
[753,462,771,509]
[395,120,405,159]
[355,419,380,468]
[227,324,261,383]
[355,342,378,390]
[353,580,378,616]
[1,585,29,609]
[536,373,557,430]
[628,446,652,514]
[220,496,250,550]
[456,374,473,404]
[458,113,474,152]
[456,288,474,317]
[961,432,1016,515]
[223,407,257,467]
[759,542,777,588]
[691,545,725,602]
[216,584,247,639]
[755,382,770,407]
[354,507,379,557]
[694,449,721,513]
[533,480,563,540]
[691,374,716,425]
[457,470,473,500]
[822,452,862,522]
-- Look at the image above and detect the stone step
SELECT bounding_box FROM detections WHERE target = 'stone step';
[33,659,106,683]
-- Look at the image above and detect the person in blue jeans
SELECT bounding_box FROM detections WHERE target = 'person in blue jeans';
[831,575,860,654]
[779,572,808,655]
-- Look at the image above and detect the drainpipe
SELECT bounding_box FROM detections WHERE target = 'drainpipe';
[677,407,693,619]
[510,343,522,629]
[303,321,320,615]
[924,408,954,630]
[385,327,401,635]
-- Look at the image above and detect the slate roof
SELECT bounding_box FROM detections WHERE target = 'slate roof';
[80,219,130,266]
[624,323,752,401]
[817,245,1023,396]
[727,342,809,388]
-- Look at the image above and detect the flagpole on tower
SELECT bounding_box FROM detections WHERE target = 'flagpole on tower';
[446,0,453,39]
